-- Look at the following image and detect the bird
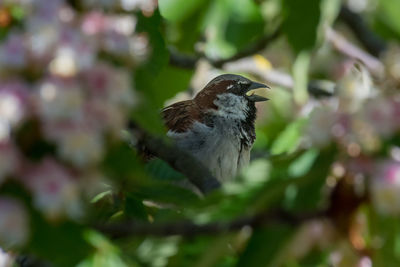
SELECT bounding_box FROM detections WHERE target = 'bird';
[162,74,269,182]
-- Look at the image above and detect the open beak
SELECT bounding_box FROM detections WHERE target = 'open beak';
[246,81,270,102]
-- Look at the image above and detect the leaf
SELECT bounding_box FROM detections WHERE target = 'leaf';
[28,215,91,267]
[136,237,180,266]
[285,147,335,212]
[124,195,148,221]
[369,210,400,267]
[193,235,235,267]
[102,142,142,182]
[159,0,209,22]
[130,183,199,206]
[164,0,212,53]
[236,225,294,267]
[203,0,264,59]
[133,10,175,134]
[0,181,91,266]
[145,159,186,181]
[270,118,306,155]
[78,230,130,267]
[133,64,194,134]
[288,149,319,178]
[252,147,335,213]
[283,0,322,53]
[292,51,311,105]
[378,0,400,38]
[134,11,195,134]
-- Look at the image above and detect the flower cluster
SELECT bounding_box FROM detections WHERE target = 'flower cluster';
[305,62,400,216]
[0,0,152,247]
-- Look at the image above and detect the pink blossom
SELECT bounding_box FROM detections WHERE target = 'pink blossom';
[83,64,135,108]
[102,30,130,55]
[390,97,400,128]
[305,106,336,146]
[371,161,400,215]
[130,33,150,62]
[57,126,105,168]
[0,81,30,140]
[0,248,14,267]
[362,97,396,137]
[0,141,19,184]
[84,99,126,134]
[83,63,113,95]
[31,0,64,24]
[0,197,29,249]
[24,158,82,219]
[82,12,108,35]
[35,78,84,122]
[0,34,26,69]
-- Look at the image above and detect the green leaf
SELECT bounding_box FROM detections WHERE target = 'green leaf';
[369,210,400,267]
[29,216,91,267]
[236,225,294,267]
[136,237,180,266]
[164,0,212,53]
[78,230,130,267]
[159,0,209,22]
[252,147,335,213]
[132,183,200,205]
[124,195,148,221]
[288,149,319,178]
[286,148,334,212]
[102,142,146,185]
[378,0,400,38]
[270,119,306,155]
[133,64,194,134]
[283,0,321,53]
[145,159,186,181]
[133,10,171,134]
[203,0,264,59]
[292,51,311,105]
[0,181,90,266]
[193,235,235,267]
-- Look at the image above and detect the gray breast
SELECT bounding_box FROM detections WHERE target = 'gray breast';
[168,117,252,182]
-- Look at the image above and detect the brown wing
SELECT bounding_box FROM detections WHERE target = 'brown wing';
[162,100,203,133]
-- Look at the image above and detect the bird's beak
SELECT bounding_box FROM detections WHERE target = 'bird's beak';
[246,81,270,102]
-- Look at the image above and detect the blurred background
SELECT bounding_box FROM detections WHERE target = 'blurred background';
[1,0,400,266]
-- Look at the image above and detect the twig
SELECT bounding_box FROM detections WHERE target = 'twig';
[210,25,282,68]
[169,26,282,69]
[339,5,387,57]
[128,122,221,195]
[96,209,326,238]
[326,27,384,76]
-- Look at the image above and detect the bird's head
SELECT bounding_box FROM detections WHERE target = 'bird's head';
[194,74,269,120]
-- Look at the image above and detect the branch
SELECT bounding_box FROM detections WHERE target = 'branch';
[97,209,326,238]
[339,5,387,57]
[210,25,282,68]
[128,122,221,195]
[325,27,384,76]
[169,26,282,69]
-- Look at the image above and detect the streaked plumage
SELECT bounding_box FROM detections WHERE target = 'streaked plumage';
[162,74,269,182]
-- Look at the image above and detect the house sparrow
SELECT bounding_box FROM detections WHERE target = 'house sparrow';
[162,74,269,182]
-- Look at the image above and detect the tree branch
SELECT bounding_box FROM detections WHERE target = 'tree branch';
[128,122,221,195]
[96,209,326,239]
[325,27,384,76]
[338,5,387,57]
[169,26,282,69]
[210,25,282,68]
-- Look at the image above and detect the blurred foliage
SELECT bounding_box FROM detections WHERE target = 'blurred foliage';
[2,0,400,266]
